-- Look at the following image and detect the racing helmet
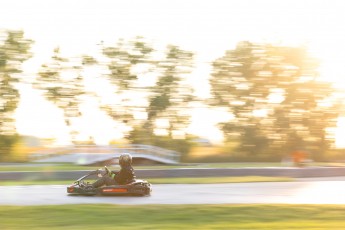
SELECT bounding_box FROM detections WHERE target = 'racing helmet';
[119,153,132,166]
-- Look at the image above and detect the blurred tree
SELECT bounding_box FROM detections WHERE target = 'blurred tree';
[101,38,195,153]
[103,37,154,90]
[130,45,195,154]
[0,30,33,161]
[36,47,84,143]
[210,41,338,160]
[101,37,155,126]
[0,30,33,135]
[147,45,194,138]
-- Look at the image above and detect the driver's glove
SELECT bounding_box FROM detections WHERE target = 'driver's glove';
[109,171,116,179]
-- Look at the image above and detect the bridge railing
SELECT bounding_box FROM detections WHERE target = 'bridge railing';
[110,144,181,162]
[29,144,181,164]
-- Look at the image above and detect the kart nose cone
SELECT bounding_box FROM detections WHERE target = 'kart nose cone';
[67,187,74,193]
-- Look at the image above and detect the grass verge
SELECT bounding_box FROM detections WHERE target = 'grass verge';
[0,176,293,186]
[0,204,345,229]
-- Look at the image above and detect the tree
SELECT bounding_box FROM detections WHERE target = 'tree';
[210,41,338,159]
[36,47,84,143]
[131,44,195,154]
[147,45,194,139]
[0,30,33,160]
[0,30,33,134]
[100,37,155,125]
[101,38,195,152]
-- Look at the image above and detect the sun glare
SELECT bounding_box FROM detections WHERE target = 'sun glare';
[3,0,345,146]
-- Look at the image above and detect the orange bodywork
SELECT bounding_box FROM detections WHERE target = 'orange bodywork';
[102,188,128,193]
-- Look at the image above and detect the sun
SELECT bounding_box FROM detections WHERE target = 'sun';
[309,40,345,148]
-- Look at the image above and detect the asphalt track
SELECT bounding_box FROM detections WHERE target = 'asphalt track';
[1,178,345,206]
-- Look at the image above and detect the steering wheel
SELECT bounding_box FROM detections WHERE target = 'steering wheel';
[104,166,110,175]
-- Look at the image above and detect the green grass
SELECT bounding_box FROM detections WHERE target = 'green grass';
[0,176,293,186]
[0,204,345,229]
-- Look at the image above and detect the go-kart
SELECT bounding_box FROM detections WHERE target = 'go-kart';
[67,166,152,196]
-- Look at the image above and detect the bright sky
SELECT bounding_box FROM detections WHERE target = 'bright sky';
[1,0,345,145]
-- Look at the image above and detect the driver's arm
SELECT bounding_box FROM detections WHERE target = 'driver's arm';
[109,170,118,179]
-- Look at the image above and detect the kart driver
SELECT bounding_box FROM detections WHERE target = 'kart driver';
[91,153,136,188]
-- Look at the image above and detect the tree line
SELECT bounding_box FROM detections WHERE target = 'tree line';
[0,30,343,161]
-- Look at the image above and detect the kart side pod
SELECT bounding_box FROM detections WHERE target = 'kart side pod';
[102,188,128,193]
